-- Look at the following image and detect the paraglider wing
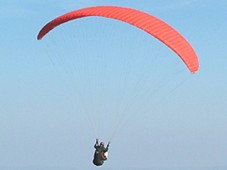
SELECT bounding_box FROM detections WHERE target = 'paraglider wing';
[37,6,199,73]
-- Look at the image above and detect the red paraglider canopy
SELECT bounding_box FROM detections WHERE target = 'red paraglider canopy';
[37,6,199,73]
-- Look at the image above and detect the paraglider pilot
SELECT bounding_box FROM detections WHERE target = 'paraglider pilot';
[93,139,110,166]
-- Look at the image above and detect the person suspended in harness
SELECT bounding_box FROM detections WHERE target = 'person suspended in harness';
[93,139,110,166]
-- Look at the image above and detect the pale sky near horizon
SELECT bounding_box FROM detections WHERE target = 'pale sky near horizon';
[1,1,227,170]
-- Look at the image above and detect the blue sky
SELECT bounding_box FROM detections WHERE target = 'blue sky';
[1,0,227,170]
